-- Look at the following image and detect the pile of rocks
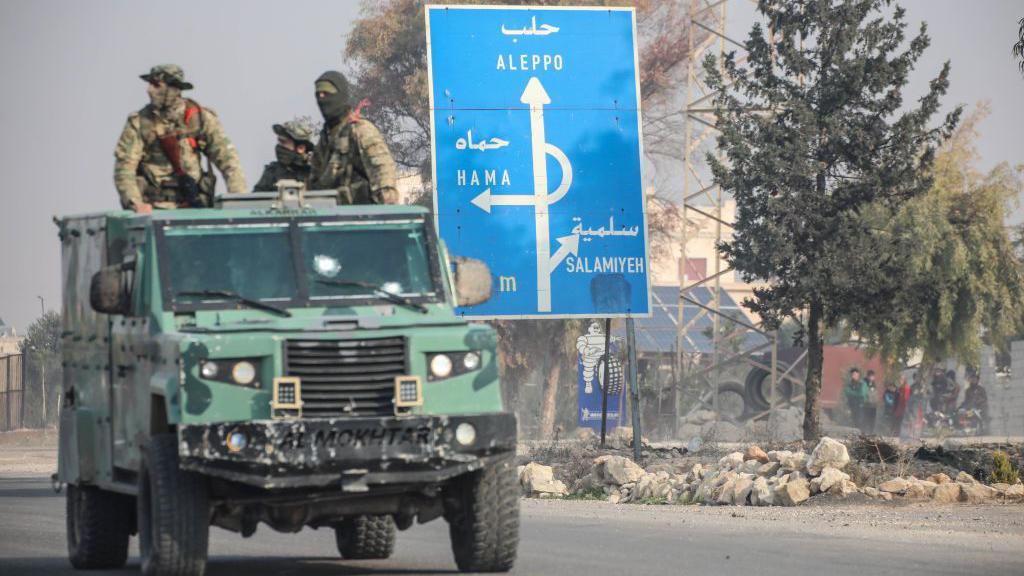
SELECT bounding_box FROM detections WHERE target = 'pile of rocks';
[519,436,1024,506]
[864,471,1024,504]
[518,462,568,498]
[564,437,855,506]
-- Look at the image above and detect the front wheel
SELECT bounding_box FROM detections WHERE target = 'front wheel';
[66,484,132,569]
[334,515,396,559]
[138,433,210,576]
[445,457,519,573]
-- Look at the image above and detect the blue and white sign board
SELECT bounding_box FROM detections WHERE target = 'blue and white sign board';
[426,5,651,318]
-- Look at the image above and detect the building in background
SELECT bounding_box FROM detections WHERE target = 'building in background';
[648,199,766,322]
[0,318,22,356]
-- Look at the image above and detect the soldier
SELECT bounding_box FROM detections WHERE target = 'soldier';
[309,71,399,204]
[114,64,247,213]
[253,121,315,191]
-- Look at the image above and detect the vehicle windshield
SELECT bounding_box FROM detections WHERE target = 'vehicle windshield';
[160,218,440,311]
[300,222,435,300]
[164,224,297,304]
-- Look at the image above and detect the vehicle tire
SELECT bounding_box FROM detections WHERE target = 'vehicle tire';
[138,433,209,576]
[744,364,795,412]
[595,355,624,396]
[445,456,519,573]
[716,381,748,423]
[66,483,132,569]
[334,515,396,559]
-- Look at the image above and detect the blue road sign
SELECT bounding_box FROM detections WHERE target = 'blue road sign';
[426,5,650,318]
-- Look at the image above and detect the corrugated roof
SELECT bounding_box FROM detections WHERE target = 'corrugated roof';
[618,285,767,355]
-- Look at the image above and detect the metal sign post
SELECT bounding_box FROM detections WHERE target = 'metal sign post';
[627,318,642,462]
[425,5,650,319]
[599,317,612,446]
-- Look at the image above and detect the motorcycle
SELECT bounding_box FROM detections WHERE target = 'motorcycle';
[926,408,983,436]
[925,410,953,434]
[954,408,983,436]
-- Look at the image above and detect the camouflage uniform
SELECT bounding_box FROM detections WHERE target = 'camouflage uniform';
[254,120,315,192]
[114,64,247,210]
[309,71,398,204]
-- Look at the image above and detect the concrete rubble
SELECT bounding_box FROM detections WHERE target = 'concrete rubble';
[520,436,1024,507]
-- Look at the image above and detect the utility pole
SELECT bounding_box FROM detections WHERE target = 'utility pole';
[36,295,45,317]
[627,318,642,463]
[599,318,612,447]
[31,345,46,426]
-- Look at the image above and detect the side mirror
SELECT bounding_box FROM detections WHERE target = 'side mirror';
[89,263,132,315]
[452,257,492,307]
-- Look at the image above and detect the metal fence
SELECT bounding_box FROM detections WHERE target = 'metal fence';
[0,354,24,431]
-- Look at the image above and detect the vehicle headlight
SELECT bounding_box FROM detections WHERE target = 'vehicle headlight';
[430,354,453,379]
[197,358,262,388]
[226,430,248,452]
[455,422,476,446]
[427,351,483,381]
[232,361,257,386]
[462,352,481,371]
[200,361,219,379]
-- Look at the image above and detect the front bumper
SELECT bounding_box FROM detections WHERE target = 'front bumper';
[178,413,516,490]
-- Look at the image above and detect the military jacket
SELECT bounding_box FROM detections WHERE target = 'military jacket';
[309,118,398,205]
[253,162,311,192]
[113,99,247,209]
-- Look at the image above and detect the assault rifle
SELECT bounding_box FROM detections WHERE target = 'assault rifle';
[158,135,202,208]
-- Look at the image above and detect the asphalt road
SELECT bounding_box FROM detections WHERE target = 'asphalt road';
[1,475,1023,576]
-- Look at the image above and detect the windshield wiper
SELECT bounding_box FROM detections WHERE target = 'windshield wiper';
[315,279,429,314]
[175,290,293,317]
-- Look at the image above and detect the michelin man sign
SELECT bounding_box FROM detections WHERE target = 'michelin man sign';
[576,321,624,428]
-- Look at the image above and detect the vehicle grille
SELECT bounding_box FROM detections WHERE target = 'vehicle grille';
[283,337,406,417]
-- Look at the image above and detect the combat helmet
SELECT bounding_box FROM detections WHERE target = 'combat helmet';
[273,120,316,148]
[139,64,193,90]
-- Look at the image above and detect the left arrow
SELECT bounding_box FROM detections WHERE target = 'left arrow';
[470,188,536,213]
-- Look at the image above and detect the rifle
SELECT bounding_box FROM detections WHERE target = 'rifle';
[158,134,202,207]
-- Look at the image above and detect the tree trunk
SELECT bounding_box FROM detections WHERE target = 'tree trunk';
[803,298,824,442]
[538,355,562,440]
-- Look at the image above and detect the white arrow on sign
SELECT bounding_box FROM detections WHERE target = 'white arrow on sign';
[548,233,580,274]
[469,77,575,313]
[469,188,535,213]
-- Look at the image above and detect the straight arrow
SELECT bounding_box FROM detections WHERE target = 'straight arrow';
[522,77,554,312]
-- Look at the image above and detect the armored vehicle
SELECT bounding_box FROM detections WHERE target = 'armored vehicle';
[56,187,518,575]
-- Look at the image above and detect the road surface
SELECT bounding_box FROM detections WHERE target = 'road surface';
[1,474,1022,575]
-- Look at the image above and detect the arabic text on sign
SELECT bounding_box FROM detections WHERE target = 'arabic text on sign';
[500,16,560,37]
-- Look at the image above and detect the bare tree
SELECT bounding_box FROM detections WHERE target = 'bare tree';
[345,0,706,438]
[1014,17,1024,74]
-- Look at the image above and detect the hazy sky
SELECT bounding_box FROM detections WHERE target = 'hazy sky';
[0,0,1021,333]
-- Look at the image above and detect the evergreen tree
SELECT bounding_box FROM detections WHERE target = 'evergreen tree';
[20,311,62,427]
[707,0,959,440]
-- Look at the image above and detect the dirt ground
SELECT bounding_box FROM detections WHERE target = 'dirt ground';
[0,429,59,477]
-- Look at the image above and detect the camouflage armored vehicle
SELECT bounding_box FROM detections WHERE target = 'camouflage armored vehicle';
[55,185,518,575]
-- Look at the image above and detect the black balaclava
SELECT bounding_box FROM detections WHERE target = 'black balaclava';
[315,71,351,125]
[275,145,310,172]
